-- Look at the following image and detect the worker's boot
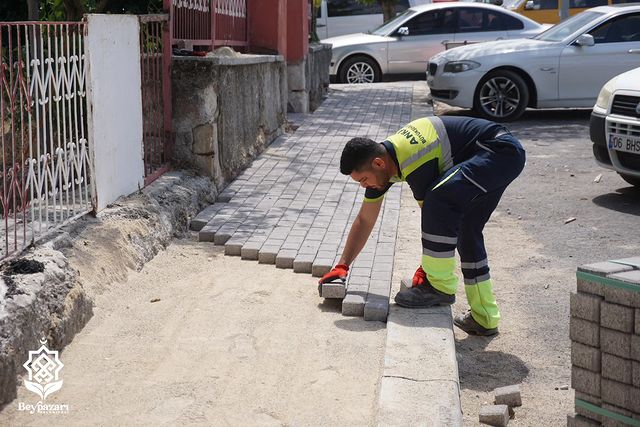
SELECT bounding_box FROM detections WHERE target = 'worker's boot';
[394,281,455,308]
[453,311,499,336]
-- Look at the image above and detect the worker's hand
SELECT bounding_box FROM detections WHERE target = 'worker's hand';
[319,264,349,284]
[412,265,427,287]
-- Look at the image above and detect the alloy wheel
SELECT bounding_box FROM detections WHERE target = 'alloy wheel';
[346,62,375,84]
[479,77,521,119]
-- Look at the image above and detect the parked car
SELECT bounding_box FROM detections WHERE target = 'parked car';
[426,4,640,121]
[590,67,640,187]
[324,2,545,84]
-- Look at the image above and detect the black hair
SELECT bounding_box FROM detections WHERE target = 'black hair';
[340,137,386,175]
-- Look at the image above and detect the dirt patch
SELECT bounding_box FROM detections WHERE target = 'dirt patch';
[4,259,45,275]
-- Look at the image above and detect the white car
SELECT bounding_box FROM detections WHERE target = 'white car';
[427,4,640,121]
[323,2,545,84]
[591,67,640,188]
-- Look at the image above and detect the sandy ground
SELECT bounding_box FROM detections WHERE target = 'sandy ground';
[0,239,387,426]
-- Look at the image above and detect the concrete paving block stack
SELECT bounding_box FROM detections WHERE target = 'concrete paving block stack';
[568,258,640,426]
[190,84,414,322]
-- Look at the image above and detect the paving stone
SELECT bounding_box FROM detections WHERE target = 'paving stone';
[601,379,630,410]
[571,341,601,372]
[636,309,640,334]
[602,353,632,384]
[293,254,315,273]
[605,271,640,308]
[633,361,640,387]
[600,404,634,427]
[567,414,600,427]
[479,405,509,427]
[578,261,635,276]
[570,292,602,322]
[198,224,218,242]
[571,318,600,347]
[493,385,522,408]
[342,293,366,316]
[632,334,640,362]
[190,204,223,231]
[321,281,346,299]
[275,250,297,269]
[572,366,601,397]
[601,328,631,359]
[240,241,262,260]
[311,259,333,277]
[363,294,389,322]
[575,392,602,424]
[258,246,280,264]
[600,301,635,333]
[224,239,244,256]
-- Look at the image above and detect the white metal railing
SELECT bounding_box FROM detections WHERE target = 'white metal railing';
[0,22,93,260]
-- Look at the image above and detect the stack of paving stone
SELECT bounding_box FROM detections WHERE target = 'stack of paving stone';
[189,84,412,322]
[568,257,640,426]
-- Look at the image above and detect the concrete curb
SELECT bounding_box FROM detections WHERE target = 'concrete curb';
[377,305,462,426]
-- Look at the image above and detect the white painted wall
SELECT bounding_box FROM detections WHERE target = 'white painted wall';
[86,14,144,212]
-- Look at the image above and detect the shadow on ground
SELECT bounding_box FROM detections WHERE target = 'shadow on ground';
[455,335,529,392]
[592,186,640,216]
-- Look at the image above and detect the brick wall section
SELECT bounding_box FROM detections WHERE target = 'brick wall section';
[569,258,640,425]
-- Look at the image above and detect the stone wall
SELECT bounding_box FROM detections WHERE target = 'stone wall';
[172,55,287,189]
[568,258,640,426]
[287,43,332,113]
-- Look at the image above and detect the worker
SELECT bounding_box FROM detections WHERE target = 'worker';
[318,116,525,336]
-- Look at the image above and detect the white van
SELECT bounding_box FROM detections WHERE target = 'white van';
[317,0,432,39]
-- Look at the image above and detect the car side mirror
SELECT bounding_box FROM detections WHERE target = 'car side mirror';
[524,0,536,10]
[397,26,409,37]
[575,34,595,47]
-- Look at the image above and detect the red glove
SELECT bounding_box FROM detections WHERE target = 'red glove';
[319,264,349,284]
[412,266,427,287]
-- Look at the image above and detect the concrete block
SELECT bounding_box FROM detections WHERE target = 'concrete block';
[342,293,365,316]
[636,309,640,334]
[578,261,634,276]
[400,277,412,292]
[275,249,297,269]
[602,353,632,384]
[571,292,602,322]
[600,302,635,332]
[258,247,278,264]
[601,404,633,427]
[293,254,315,273]
[224,239,244,256]
[240,241,262,260]
[601,379,629,410]
[606,271,640,308]
[311,259,333,278]
[575,392,602,424]
[567,414,600,427]
[634,361,640,387]
[321,281,346,299]
[572,342,601,372]
[601,328,631,359]
[493,385,522,408]
[190,204,222,231]
[479,405,509,427]
[198,224,217,242]
[571,318,600,347]
[633,334,640,362]
[577,278,606,297]
[610,257,640,269]
[572,366,601,397]
[364,295,389,322]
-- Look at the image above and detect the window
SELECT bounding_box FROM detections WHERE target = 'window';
[589,13,640,44]
[455,9,524,33]
[612,0,637,3]
[569,0,606,8]
[327,0,410,17]
[404,9,456,35]
[458,8,484,33]
[499,13,525,30]
[530,0,559,10]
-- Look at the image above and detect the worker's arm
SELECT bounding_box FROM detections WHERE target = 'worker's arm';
[337,199,382,266]
[318,198,383,284]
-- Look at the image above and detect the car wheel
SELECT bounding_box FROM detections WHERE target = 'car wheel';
[619,173,640,188]
[474,70,529,122]
[339,55,380,84]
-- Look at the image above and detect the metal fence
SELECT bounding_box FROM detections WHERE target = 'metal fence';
[139,15,172,185]
[0,22,92,260]
[171,0,248,50]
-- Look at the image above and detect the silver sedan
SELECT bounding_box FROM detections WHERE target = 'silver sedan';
[324,2,546,84]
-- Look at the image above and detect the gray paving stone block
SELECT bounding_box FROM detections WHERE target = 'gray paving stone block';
[479,405,509,427]
[600,301,634,333]
[275,250,297,269]
[578,261,635,276]
[601,379,630,410]
[364,295,389,322]
[610,257,640,269]
[567,414,600,427]
[600,404,634,427]
[575,392,602,424]
[214,230,234,245]
[190,204,223,231]
[633,361,640,387]
[258,246,279,264]
[198,224,218,242]
[493,385,522,408]
[342,293,365,316]
[632,334,640,362]
[311,259,333,277]
[321,281,346,299]
[601,328,631,359]
[570,292,602,322]
[572,366,601,397]
[240,242,262,260]
[293,254,315,273]
[602,353,632,384]
[577,277,606,297]
[571,341,601,372]
[606,271,640,308]
[224,239,244,256]
[636,309,640,334]
[570,318,600,347]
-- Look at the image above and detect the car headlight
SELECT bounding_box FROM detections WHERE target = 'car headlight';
[595,79,616,110]
[443,60,481,73]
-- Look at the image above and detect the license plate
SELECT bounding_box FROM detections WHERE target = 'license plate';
[608,133,640,155]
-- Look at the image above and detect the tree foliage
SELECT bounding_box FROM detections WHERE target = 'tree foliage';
[1,0,164,22]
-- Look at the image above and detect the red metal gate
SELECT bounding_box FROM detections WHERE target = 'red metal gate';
[139,14,172,185]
